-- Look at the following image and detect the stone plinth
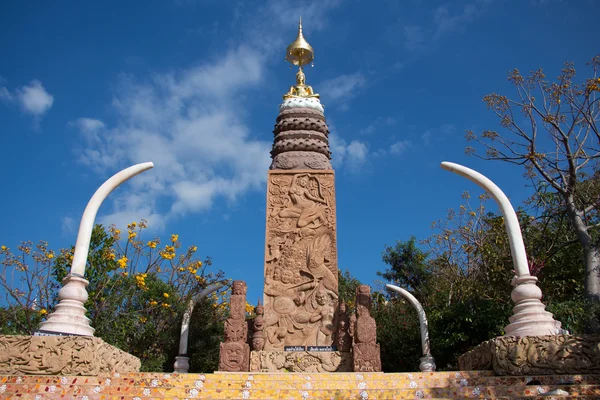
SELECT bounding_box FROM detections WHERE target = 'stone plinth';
[458,334,600,376]
[263,170,339,351]
[0,335,140,375]
[249,350,351,372]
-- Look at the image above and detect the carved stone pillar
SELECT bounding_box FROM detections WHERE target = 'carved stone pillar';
[352,285,381,372]
[218,281,250,372]
[262,170,339,350]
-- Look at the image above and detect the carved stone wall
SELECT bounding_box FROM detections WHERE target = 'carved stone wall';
[458,334,600,376]
[218,281,250,372]
[0,335,140,375]
[250,350,351,372]
[262,170,339,351]
[352,285,381,372]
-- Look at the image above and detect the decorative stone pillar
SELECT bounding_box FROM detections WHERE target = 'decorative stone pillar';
[352,285,381,372]
[218,281,250,372]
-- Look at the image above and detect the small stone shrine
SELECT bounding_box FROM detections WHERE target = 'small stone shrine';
[218,18,380,373]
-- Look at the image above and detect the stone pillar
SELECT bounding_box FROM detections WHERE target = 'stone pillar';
[352,285,381,372]
[218,281,250,372]
[262,170,339,350]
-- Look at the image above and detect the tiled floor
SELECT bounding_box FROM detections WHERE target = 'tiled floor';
[1,371,599,399]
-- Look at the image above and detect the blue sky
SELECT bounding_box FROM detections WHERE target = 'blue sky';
[1,0,598,304]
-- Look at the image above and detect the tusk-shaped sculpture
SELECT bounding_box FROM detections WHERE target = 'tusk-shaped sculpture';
[174,283,224,373]
[386,284,436,372]
[38,162,154,336]
[441,161,562,337]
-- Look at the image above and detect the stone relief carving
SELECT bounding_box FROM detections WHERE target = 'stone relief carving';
[458,334,600,376]
[250,350,352,372]
[263,171,339,350]
[0,335,140,375]
[334,302,352,352]
[352,285,382,372]
[218,280,250,372]
[251,301,266,351]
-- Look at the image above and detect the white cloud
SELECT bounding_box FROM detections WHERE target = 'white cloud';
[61,216,77,235]
[390,140,412,155]
[73,45,272,227]
[319,73,366,104]
[360,116,398,135]
[329,133,369,172]
[0,79,54,119]
[16,80,54,116]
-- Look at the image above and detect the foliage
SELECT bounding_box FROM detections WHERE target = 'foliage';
[337,269,362,312]
[0,221,228,372]
[0,241,58,334]
[466,55,600,300]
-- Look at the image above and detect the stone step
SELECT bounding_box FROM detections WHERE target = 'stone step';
[2,373,598,389]
[2,384,599,399]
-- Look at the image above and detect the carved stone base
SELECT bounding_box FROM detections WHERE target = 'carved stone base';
[0,335,140,375]
[219,342,250,372]
[250,350,351,372]
[352,342,381,372]
[458,334,600,376]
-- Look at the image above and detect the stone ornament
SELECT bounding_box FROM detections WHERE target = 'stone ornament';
[334,302,352,352]
[458,334,600,376]
[441,161,562,337]
[0,335,140,375]
[251,301,266,351]
[270,104,332,171]
[249,350,351,372]
[218,281,250,372]
[280,97,325,113]
[352,285,382,372]
[262,171,339,350]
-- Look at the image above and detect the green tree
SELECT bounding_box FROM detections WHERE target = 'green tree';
[1,221,228,372]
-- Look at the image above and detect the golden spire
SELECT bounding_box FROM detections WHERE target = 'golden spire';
[285,17,314,68]
[283,17,319,100]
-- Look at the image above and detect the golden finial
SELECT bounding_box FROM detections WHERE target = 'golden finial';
[283,17,319,100]
[285,17,314,68]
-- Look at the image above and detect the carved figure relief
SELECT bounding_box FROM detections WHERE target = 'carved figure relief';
[352,285,382,372]
[250,350,352,372]
[263,171,339,350]
[335,302,352,352]
[251,301,266,351]
[0,335,140,375]
[218,280,250,371]
[459,334,600,376]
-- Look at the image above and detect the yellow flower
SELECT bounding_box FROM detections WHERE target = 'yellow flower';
[117,256,128,269]
[149,300,158,306]
[122,272,129,277]
[147,241,157,249]
[139,316,147,323]
[163,293,169,298]
[165,245,175,252]
[245,302,254,314]
[196,261,203,268]
[128,230,137,240]
[39,309,48,315]
[171,234,179,243]
[1,245,7,252]
[190,245,197,252]
[178,267,185,272]
[162,303,170,308]
[47,253,55,260]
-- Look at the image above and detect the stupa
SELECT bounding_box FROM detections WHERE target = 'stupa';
[218,18,381,373]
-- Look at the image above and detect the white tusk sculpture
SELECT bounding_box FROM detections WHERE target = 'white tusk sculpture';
[386,284,436,372]
[174,283,224,373]
[38,162,154,336]
[441,161,562,337]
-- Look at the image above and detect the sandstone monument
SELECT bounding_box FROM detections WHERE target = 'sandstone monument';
[219,18,380,373]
